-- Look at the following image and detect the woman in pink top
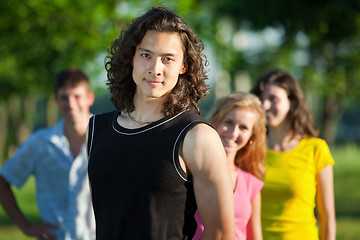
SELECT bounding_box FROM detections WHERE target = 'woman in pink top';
[193,92,267,240]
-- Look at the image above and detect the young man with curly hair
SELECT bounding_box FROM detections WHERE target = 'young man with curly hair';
[87,6,235,240]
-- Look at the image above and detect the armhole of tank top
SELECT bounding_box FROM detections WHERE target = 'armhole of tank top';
[87,115,95,160]
[173,120,212,182]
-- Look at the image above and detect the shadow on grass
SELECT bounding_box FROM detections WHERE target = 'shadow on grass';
[336,210,360,218]
[0,213,42,226]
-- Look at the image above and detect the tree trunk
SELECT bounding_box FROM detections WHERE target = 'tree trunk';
[16,95,37,144]
[320,97,343,147]
[0,104,8,165]
[4,95,38,160]
[47,96,59,127]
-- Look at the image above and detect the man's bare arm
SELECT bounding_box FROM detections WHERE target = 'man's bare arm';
[0,175,57,239]
[182,123,235,240]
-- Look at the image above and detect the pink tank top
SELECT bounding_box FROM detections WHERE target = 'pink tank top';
[193,168,263,240]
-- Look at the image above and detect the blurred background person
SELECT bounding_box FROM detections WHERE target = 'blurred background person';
[251,70,336,240]
[0,68,96,240]
[193,92,267,240]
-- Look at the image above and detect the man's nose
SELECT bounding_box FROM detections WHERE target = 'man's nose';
[66,96,77,108]
[149,58,163,76]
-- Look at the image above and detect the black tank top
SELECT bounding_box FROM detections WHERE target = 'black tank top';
[87,110,212,239]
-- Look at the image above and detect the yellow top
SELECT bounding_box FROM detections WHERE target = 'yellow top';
[261,137,334,240]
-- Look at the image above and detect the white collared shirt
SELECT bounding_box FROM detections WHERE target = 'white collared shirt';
[0,120,95,240]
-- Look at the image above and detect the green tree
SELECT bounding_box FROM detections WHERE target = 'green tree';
[200,0,360,145]
[0,0,118,162]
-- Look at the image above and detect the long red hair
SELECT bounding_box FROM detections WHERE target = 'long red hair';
[210,92,267,181]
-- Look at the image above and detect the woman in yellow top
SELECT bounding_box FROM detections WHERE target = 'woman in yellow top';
[251,70,336,240]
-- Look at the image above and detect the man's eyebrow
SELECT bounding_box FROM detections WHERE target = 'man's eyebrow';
[138,47,178,57]
[138,48,153,53]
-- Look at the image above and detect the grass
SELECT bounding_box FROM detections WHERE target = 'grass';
[0,144,359,239]
[0,177,40,240]
[332,143,360,239]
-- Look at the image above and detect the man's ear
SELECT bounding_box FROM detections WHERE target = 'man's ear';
[180,61,187,74]
[88,91,95,107]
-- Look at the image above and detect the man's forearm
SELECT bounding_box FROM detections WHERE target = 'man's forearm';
[0,176,30,231]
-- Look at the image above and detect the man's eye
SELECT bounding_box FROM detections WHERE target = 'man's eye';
[163,57,174,62]
[141,53,150,58]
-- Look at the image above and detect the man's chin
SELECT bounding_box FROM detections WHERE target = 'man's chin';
[64,115,77,124]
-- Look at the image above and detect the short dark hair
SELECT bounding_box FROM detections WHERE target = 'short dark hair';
[251,69,319,138]
[105,6,209,116]
[53,68,91,96]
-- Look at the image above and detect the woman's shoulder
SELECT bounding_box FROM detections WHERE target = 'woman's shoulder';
[302,136,325,143]
[301,136,334,166]
[237,168,264,198]
[238,168,263,185]
[301,136,329,149]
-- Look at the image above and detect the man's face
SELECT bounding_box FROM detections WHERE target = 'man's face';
[55,84,94,124]
[132,30,187,101]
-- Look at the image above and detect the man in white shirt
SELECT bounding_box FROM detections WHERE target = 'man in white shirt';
[0,68,96,240]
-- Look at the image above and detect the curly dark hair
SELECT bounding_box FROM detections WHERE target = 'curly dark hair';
[105,6,209,116]
[251,69,319,138]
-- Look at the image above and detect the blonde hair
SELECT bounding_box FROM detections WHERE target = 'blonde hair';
[209,92,267,181]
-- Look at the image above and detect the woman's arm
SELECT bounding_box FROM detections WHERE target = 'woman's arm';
[316,165,336,240]
[247,193,263,240]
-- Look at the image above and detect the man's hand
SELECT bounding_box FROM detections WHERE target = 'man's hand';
[22,222,58,240]
[0,176,58,240]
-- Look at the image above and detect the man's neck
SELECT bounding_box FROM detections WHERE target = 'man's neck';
[132,94,166,122]
[63,118,88,158]
[64,118,88,137]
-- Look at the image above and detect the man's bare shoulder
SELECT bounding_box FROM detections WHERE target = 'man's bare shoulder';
[184,123,219,143]
[182,123,225,172]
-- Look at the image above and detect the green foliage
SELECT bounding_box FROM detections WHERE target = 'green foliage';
[186,0,360,145]
[336,218,360,239]
[332,144,360,239]
[197,0,360,108]
[332,144,360,216]
[0,0,118,100]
